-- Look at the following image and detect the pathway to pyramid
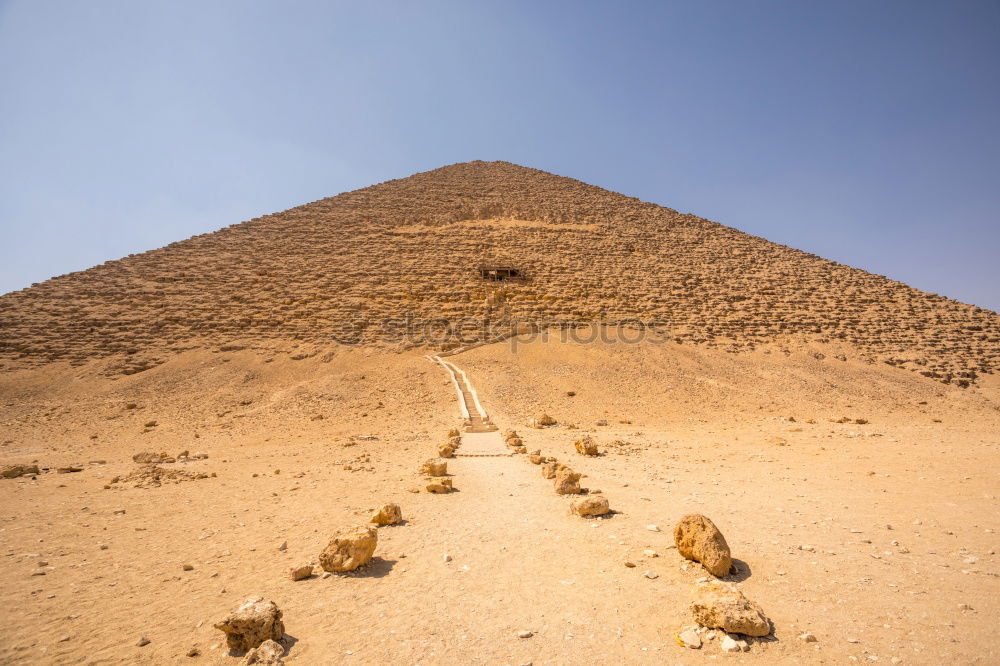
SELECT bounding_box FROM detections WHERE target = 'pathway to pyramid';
[430,355,509,457]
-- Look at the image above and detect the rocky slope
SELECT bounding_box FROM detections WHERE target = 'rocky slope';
[1,161,997,384]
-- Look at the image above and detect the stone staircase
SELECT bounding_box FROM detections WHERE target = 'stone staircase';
[437,357,498,433]
[430,355,508,456]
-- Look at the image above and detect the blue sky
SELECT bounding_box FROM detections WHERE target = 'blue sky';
[1,1,998,310]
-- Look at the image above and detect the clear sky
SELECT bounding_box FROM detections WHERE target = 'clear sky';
[1,1,998,310]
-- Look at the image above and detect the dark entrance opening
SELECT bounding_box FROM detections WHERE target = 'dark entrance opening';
[478,265,523,282]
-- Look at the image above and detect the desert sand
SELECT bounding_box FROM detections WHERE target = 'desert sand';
[1,334,997,664]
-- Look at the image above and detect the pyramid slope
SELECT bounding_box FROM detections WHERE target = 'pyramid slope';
[0,160,997,384]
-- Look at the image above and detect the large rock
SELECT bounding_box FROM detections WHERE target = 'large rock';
[438,444,455,458]
[370,503,402,526]
[241,639,285,665]
[540,461,564,479]
[674,514,732,577]
[553,467,582,494]
[690,580,771,637]
[132,451,170,464]
[421,459,448,476]
[214,597,285,652]
[1,464,39,479]
[571,495,610,517]
[319,525,377,572]
[426,477,453,493]
[574,436,599,456]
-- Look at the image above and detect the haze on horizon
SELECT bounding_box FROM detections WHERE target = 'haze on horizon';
[1,0,998,310]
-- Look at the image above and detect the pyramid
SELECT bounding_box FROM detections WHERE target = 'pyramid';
[1,160,997,384]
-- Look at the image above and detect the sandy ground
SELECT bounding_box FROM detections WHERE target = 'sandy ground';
[1,337,998,665]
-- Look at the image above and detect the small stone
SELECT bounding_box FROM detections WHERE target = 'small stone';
[678,629,702,649]
[426,476,453,493]
[182,564,194,571]
[574,436,599,456]
[535,414,556,426]
[646,524,660,532]
[553,468,582,495]
[277,541,287,552]
[187,647,200,657]
[136,637,150,647]
[643,549,658,557]
[443,553,452,562]
[624,561,636,568]
[289,565,313,581]
[370,503,403,526]
[241,638,285,665]
[421,459,448,476]
[720,635,740,652]
[644,570,659,579]
[517,630,533,639]
[1,464,40,478]
[799,632,817,642]
[571,496,610,517]
[847,637,860,643]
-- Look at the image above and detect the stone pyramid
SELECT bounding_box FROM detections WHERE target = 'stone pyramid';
[1,160,997,384]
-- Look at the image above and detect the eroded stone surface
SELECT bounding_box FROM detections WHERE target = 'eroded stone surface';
[571,495,610,517]
[674,514,732,577]
[1,464,39,479]
[574,436,599,456]
[426,477,453,493]
[370,503,403,526]
[215,597,285,652]
[421,459,447,476]
[241,639,285,665]
[690,580,771,637]
[553,467,582,495]
[319,526,377,572]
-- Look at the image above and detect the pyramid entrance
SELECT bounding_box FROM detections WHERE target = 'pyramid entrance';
[478,265,523,282]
